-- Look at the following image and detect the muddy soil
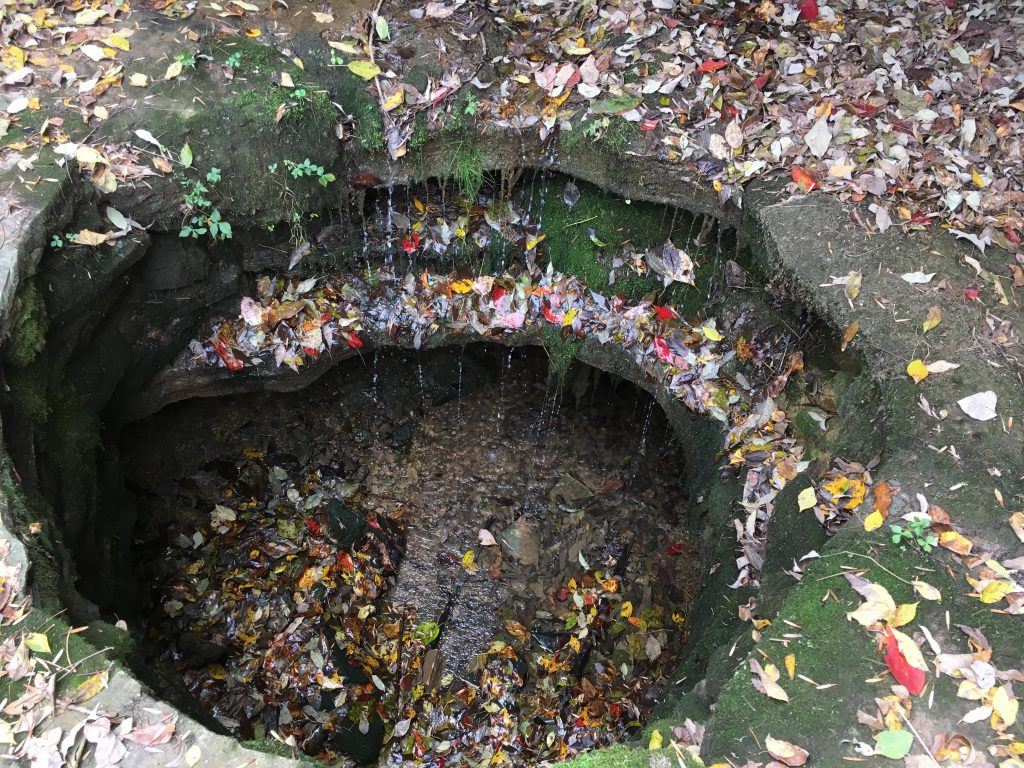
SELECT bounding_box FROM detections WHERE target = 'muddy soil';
[114,345,698,764]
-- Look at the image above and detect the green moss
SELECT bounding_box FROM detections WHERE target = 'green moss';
[240,738,320,764]
[598,118,642,160]
[4,279,48,368]
[540,325,581,388]
[7,359,51,425]
[537,178,706,305]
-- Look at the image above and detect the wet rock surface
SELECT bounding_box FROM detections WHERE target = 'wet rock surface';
[115,346,698,765]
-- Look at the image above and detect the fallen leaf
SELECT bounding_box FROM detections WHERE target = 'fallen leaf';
[901,271,935,284]
[648,729,663,749]
[347,60,382,80]
[906,359,928,383]
[925,360,959,374]
[957,391,997,421]
[24,633,50,654]
[874,729,913,759]
[912,580,941,601]
[797,486,817,512]
[884,626,927,695]
[765,735,809,766]
[750,659,789,702]
[70,670,109,704]
[840,321,859,351]
[125,720,175,746]
[939,530,973,556]
[1010,512,1024,544]
[922,305,941,332]
[864,510,884,532]
[784,654,796,679]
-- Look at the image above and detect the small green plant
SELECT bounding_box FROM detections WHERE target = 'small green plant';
[283,158,336,187]
[464,91,479,116]
[225,52,242,69]
[291,87,308,101]
[451,142,484,200]
[176,50,197,69]
[179,167,232,241]
[890,518,938,552]
[329,51,345,67]
[49,233,78,249]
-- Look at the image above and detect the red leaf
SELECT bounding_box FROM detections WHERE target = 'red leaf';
[666,543,684,555]
[544,305,563,324]
[402,231,420,255]
[336,550,354,574]
[303,345,320,358]
[653,336,673,363]
[344,332,364,349]
[555,587,569,602]
[883,627,926,696]
[305,518,322,536]
[491,286,507,302]
[654,305,678,320]
[640,118,659,132]
[212,336,243,371]
[798,0,819,21]
[791,166,819,192]
[698,59,727,74]
[964,284,980,301]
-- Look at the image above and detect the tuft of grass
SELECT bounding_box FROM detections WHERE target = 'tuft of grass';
[451,142,485,201]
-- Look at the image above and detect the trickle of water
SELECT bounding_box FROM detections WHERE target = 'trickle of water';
[371,349,381,403]
[455,348,464,425]
[417,361,427,406]
[496,347,513,438]
[637,395,656,456]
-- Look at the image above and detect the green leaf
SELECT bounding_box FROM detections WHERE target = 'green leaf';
[874,730,913,759]
[24,633,51,654]
[347,60,381,80]
[414,621,440,646]
[589,94,643,115]
[180,143,193,169]
[374,15,390,41]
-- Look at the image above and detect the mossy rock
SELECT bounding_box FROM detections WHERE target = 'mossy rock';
[4,279,48,368]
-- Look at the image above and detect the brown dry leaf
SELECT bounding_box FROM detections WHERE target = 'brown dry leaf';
[125,719,175,746]
[922,305,942,332]
[750,659,789,703]
[939,530,973,556]
[765,735,809,766]
[840,321,859,351]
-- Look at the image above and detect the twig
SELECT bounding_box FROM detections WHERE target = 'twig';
[897,708,942,768]
[820,551,914,586]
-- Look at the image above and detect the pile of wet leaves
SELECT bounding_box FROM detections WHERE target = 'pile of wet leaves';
[138,348,698,766]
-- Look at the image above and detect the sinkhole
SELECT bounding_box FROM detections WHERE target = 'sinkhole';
[0,168,864,767]
[106,345,699,765]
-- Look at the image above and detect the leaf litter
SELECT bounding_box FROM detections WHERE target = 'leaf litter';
[129,347,701,765]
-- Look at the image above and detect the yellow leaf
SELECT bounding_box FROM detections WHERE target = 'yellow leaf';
[562,308,578,327]
[381,86,404,112]
[129,73,148,87]
[347,59,381,80]
[939,530,973,556]
[864,509,884,532]
[451,279,474,294]
[784,654,796,679]
[619,601,633,618]
[1010,512,1024,544]
[797,486,817,512]
[992,685,1019,731]
[184,745,202,768]
[244,28,262,37]
[24,633,50,654]
[568,636,581,653]
[280,71,294,88]
[889,627,927,672]
[979,579,1014,604]
[70,670,109,704]
[971,167,987,189]
[701,325,723,341]
[890,602,918,628]
[912,580,941,601]
[164,60,183,80]
[75,8,107,25]
[648,729,663,750]
[461,550,477,573]
[922,305,941,333]
[847,580,897,627]
[526,233,546,251]
[2,46,26,70]
[107,34,130,51]
[906,359,929,383]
